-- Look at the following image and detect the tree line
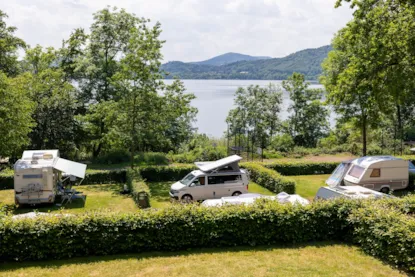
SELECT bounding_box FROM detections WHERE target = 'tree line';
[0,7,197,165]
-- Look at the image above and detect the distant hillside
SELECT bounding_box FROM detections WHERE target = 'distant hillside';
[190,52,272,66]
[162,45,332,80]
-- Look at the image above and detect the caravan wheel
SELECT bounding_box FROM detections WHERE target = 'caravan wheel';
[380,187,390,194]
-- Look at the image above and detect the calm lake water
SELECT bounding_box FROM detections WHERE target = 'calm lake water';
[164,79,327,138]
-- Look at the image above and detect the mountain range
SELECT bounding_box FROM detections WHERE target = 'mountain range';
[162,45,332,80]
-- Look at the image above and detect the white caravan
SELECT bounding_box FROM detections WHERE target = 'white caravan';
[169,155,249,201]
[315,185,394,200]
[14,150,87,205]
[343,156,409,193]
[201,192,309,207]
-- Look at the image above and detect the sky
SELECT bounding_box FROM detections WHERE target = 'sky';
[1,0,353,63]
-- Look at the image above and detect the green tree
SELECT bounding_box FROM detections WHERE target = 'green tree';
[283,73,328,148]
[0,10,26,77]
[22,46,80,156]
[0,72,34,157]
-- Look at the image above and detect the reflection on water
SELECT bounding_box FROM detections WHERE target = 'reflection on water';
[164,79,331,138]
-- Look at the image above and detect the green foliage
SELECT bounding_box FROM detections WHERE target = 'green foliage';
[241,163,296,194]
[0,169,14,190]
[0,72,35,158]
[138,165,196,182]
[83,170,127,185]
[349,204,415,272]
[264,161,339,176]
[283,73,328,148]
[270,134,295,153]
[0,198,359,261]
[126,169,150,208]
[134,152,169,166]
[162,46,332,80]
[0,10,26,77]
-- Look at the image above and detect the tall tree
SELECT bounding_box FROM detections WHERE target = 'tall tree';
[283,73,328,148]
[0,10,26,77]
[0,72,34,158]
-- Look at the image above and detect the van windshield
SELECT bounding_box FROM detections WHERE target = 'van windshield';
[180,173,195,186]
[348,165,365,179]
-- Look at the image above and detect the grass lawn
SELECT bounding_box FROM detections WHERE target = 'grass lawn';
[0,184,139,214]
[0,243,407,277]
[148,181,275,208]
[290,175,329,200]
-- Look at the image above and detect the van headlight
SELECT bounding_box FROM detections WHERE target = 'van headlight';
[171,189,179,194]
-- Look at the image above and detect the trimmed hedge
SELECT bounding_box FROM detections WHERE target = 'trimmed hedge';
[138,165,196,182]
[241,163,296,194]
[349,205,415,271]
[0,199,359,261]
[264,161,339,176]
[126,169,150,208]
[0,169,13,190]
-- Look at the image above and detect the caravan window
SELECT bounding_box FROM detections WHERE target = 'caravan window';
[348,165,365,178]
[370,168,381,177]
[23,174,43,179]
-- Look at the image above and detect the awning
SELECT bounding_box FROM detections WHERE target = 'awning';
[53,158,87,179]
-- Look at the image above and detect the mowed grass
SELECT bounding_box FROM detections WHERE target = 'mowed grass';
[148,181,275,208]
[0,184,139,214]
[0,243,407,277]
[290,175,329,200]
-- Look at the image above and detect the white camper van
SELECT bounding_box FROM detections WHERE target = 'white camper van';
[14,150,87,205]
[169,155,249,201]
[343,156,409,193]
[315,186,394,200]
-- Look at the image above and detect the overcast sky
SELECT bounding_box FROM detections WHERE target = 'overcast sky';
[1,0,353,62]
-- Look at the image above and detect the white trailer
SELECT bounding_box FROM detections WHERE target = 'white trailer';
[343,156,409,193]
[14,150,86,205]
[315,185,394,200]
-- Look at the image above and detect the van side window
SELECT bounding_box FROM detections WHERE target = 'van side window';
[208,175,240,185]
[370,168,381,177]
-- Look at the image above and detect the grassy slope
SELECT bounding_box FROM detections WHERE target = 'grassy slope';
[0,243,406,277]
[0,184,138,214]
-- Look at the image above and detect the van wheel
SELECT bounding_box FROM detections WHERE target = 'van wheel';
[181,194,193,202]
[232,191,242,196]
[380,187,390,194]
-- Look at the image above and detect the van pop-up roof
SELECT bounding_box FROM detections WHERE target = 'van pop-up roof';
[15,150,87,179]
[195,155,242,173]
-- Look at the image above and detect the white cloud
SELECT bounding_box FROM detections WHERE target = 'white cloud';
[0,0,353,62]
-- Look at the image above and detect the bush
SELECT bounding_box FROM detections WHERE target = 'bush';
[93,149,131,164]
[126,169,150,208]
[265,161,339,176]
[270,134,295,153]
[349,205,415,272]
[83,170,127,185]
[139,165,196,182]
[0,169,13,190]
[0,199,359,262]
[241,163,296,194]
[134,152,168,166]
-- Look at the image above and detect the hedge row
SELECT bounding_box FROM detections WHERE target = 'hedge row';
[264,161,339,176]
[126,169,150,208]
[0,199,358,261]
[138,165,196,182]
[349,205,415,271]
[241,163,296,194]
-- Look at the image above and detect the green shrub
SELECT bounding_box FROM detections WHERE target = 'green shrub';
[0,199,359,261]
[93,149,131,164]
[139,165,196,182]
[349,205,415,272]
[83,170,126,185]
[0,169,13,190]
[126,169,150,208]
[241,162,296,194]
[265,161,339,176]
[134,152,168,166]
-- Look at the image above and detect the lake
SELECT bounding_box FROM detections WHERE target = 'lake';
[164,79,327,138]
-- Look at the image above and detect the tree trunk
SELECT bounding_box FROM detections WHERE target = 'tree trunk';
[362,115,367,156]
[130,94,137,169]
[397,104,403,156]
